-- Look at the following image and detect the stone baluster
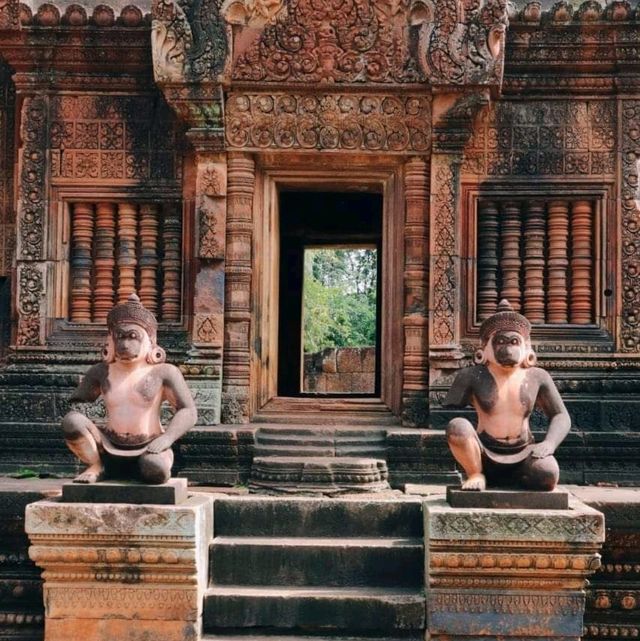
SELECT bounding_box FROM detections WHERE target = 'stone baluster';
[93,202,116,323]
[116,203,138,302]
[70,203,94,323]
[402,156,430,421]
[223,153,255,423]
[570,200,594,324]
[161,203,182,322]
[138,203,160,316]
[476,200,499,321]
[547,200,569,323]
[523,201,546,324]
[499,201,522,312]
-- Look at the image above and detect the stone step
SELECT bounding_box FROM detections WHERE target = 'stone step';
[249,456,390,494]
[203,634,422,641]
[213,497,423,538]
[203,586,425,632]
[209,537,423,587]
[253,427,387,460]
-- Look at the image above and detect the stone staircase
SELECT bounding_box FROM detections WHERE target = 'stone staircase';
[203,495,425,641]
[249,426,391,494]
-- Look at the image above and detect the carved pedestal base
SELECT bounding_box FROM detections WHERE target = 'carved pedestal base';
[25,495,212,641]
[424,497,604,640]
[250,456,390,495]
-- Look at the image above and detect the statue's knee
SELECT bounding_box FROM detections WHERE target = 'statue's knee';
[522,456,559,491]
[446,418,475,445]
[139,453,172,484]
[62,411,87,439]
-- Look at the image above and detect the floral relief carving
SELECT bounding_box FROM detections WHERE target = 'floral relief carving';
[49,95,181,183]
[620,101,640,353]
[226,93,431,152]
[231,0,423,84]
[430,158,457,345]
[196,314,222,345]
[17,95,48,262]
[198,206,221,259]
[17,265,44,347]
[464,100,617,177]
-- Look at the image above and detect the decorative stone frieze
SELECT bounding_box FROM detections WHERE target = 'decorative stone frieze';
[26,494,213,641]
[425,497,605,640]
[226,93,431,152]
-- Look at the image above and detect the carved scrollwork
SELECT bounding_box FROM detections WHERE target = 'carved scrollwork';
[620,101,640,353]
[410,0,508,87]
[16,264,44,347]
[226,93,431,152]
[17,95,48,262]
[152,0,229,83]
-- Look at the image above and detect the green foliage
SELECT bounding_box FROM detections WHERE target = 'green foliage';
[303,248,377,353]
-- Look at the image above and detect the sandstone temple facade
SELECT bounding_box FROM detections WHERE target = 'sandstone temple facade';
[0,0,638,486]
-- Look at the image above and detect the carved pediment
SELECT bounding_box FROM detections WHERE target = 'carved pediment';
[229,0,424,84]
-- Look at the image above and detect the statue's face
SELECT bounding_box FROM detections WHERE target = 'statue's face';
[491,330,525,367]
[112,323,151,364]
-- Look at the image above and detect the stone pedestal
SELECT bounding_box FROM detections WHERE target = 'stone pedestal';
[25,494,212,641]
[424,496,605,641]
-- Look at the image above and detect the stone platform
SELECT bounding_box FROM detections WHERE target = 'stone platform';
[424,496,605,641]
[25,493,212,641]
[249,456,390,494]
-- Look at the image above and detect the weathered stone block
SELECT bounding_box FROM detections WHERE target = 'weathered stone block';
[336,348,362,373]
[25,494,212,641]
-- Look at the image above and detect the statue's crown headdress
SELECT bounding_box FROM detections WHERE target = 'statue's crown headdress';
[107,293,157,341]
[479,299,531,343]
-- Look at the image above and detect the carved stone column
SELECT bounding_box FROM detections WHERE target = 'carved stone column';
[15,92,49,347]
[402,156,430,426]
[429,94,491,384]
[222,153,255,424]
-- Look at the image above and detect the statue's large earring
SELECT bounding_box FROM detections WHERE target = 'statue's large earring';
[102,337,115,363]
[146,344,166,364]
[474,348,487,365]
[525,349,537,368]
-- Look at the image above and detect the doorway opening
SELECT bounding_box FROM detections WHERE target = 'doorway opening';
[277,191,383,397]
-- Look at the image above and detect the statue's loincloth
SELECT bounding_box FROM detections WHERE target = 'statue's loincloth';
[477,429,535,466]
[96,427,157,458]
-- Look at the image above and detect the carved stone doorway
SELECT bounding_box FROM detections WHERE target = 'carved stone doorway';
[277,191,383,398]
[251,157,405,422]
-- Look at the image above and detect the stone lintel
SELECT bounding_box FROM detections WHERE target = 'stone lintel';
[446,487,570,510]
[61,478,188,505]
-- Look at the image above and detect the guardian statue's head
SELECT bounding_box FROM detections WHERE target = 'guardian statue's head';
[474,299,536,368]
[102,294,166,365]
